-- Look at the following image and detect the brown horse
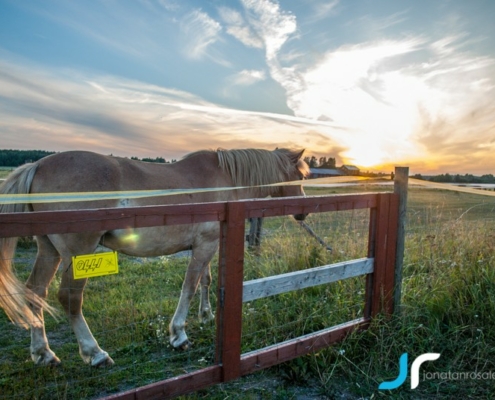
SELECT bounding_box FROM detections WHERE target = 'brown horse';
[0,148,308,367]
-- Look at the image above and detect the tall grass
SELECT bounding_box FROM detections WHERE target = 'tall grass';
[257,187,495,399]
[1,187,495,398]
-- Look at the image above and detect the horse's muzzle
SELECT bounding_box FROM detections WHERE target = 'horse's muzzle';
[293,213,307,221]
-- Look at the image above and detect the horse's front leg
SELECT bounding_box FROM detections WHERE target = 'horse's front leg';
[58,264,114,367]
[169,246,217,349]
[198,264,215,324]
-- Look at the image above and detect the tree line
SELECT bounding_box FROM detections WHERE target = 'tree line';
[303,156,336,168]
[413,173,495,184]
[0,150,177,167]
[0,150,56,167]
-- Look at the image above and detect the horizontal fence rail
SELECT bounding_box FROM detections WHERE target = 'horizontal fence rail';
[242,257,374,302]
[0,192,399,399]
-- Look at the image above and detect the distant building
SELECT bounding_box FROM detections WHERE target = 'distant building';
[340,165,360,176]
[309,168,344,179]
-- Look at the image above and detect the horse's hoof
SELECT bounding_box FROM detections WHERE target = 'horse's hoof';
[170,332,190,350]
[172,339,191,351]
[199,309,215,324]
[90,352,115,368]
[32,351,61,366]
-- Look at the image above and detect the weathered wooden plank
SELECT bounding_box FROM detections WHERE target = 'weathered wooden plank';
[100,365,222,400]
[0,202,226,238]
[0,194,381,238]
[242,258,374,302]
[369,193,399,316]
[240,317,370,375]
[244,193,378,219]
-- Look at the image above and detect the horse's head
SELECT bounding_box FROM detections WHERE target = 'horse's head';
[274,149,309,221]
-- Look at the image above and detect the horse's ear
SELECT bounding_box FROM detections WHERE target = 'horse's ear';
[293,149,305,162]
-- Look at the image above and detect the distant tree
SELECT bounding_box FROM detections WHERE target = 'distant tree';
[304,156,318,168]
[430,173,453,183]
[0,150,55,167]
[481,174,495,183]
[142,157,167,163]
[320,157,336,168]
[131,156,174,163]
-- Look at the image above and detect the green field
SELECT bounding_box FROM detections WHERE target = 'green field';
[1,185,495,399]
[0,167,14,180]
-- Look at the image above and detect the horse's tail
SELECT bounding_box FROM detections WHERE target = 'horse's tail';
[0,163,56,328]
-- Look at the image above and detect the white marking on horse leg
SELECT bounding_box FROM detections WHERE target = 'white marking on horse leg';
[70,315,114,367]
[169,252,214,349]
[198,264,214,323]
[169,285,194,349]
[30,325,60,366]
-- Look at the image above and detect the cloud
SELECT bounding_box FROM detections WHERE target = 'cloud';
[241,0,297,60]
[180,9,223,61]
[236,2,495,172]
[0,58,344,160]
[306,36,495,169]
[218,6,263,48]
[229,69,266,86]
[305,0,340,23]
[221,68,268,100]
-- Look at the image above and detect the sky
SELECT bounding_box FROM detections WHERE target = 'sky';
[0,0,494,175]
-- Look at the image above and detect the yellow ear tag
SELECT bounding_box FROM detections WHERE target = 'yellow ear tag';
[72,251,119,279]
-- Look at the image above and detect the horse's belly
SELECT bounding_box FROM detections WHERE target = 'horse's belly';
[102,226,196,257]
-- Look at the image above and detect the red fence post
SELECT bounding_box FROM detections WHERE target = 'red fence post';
[366,193,399,317]
[215,201,246,382]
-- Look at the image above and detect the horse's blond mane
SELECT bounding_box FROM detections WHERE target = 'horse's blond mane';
[217,148,308,187]
[183,148,308,190]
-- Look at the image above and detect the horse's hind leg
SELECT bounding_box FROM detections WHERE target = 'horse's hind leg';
[58,271,114,366]
[50,233,114,367]
[169,242,218,349]
[26,235,62,365]
[198,264,215,323]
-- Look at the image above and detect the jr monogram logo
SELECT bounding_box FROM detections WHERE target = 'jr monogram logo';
[378,353,441,390]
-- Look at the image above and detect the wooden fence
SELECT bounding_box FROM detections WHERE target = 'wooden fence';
[0,191,399,399]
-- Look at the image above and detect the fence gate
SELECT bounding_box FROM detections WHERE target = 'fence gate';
[0,192,399,399]
[102,192,398,399]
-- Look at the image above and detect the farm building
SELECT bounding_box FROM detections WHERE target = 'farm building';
[309,165,360,179]
[309,168,344,178]
[340,165,360,175]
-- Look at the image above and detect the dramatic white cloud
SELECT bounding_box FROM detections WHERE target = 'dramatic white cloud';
[0,59,343,159]
[215,1,495,171]
[218,6,263,48]
[180,9,222,60]
[238,0,296,62]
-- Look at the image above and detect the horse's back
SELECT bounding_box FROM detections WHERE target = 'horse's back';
[30,151,122,207]
[28,150,230,210]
